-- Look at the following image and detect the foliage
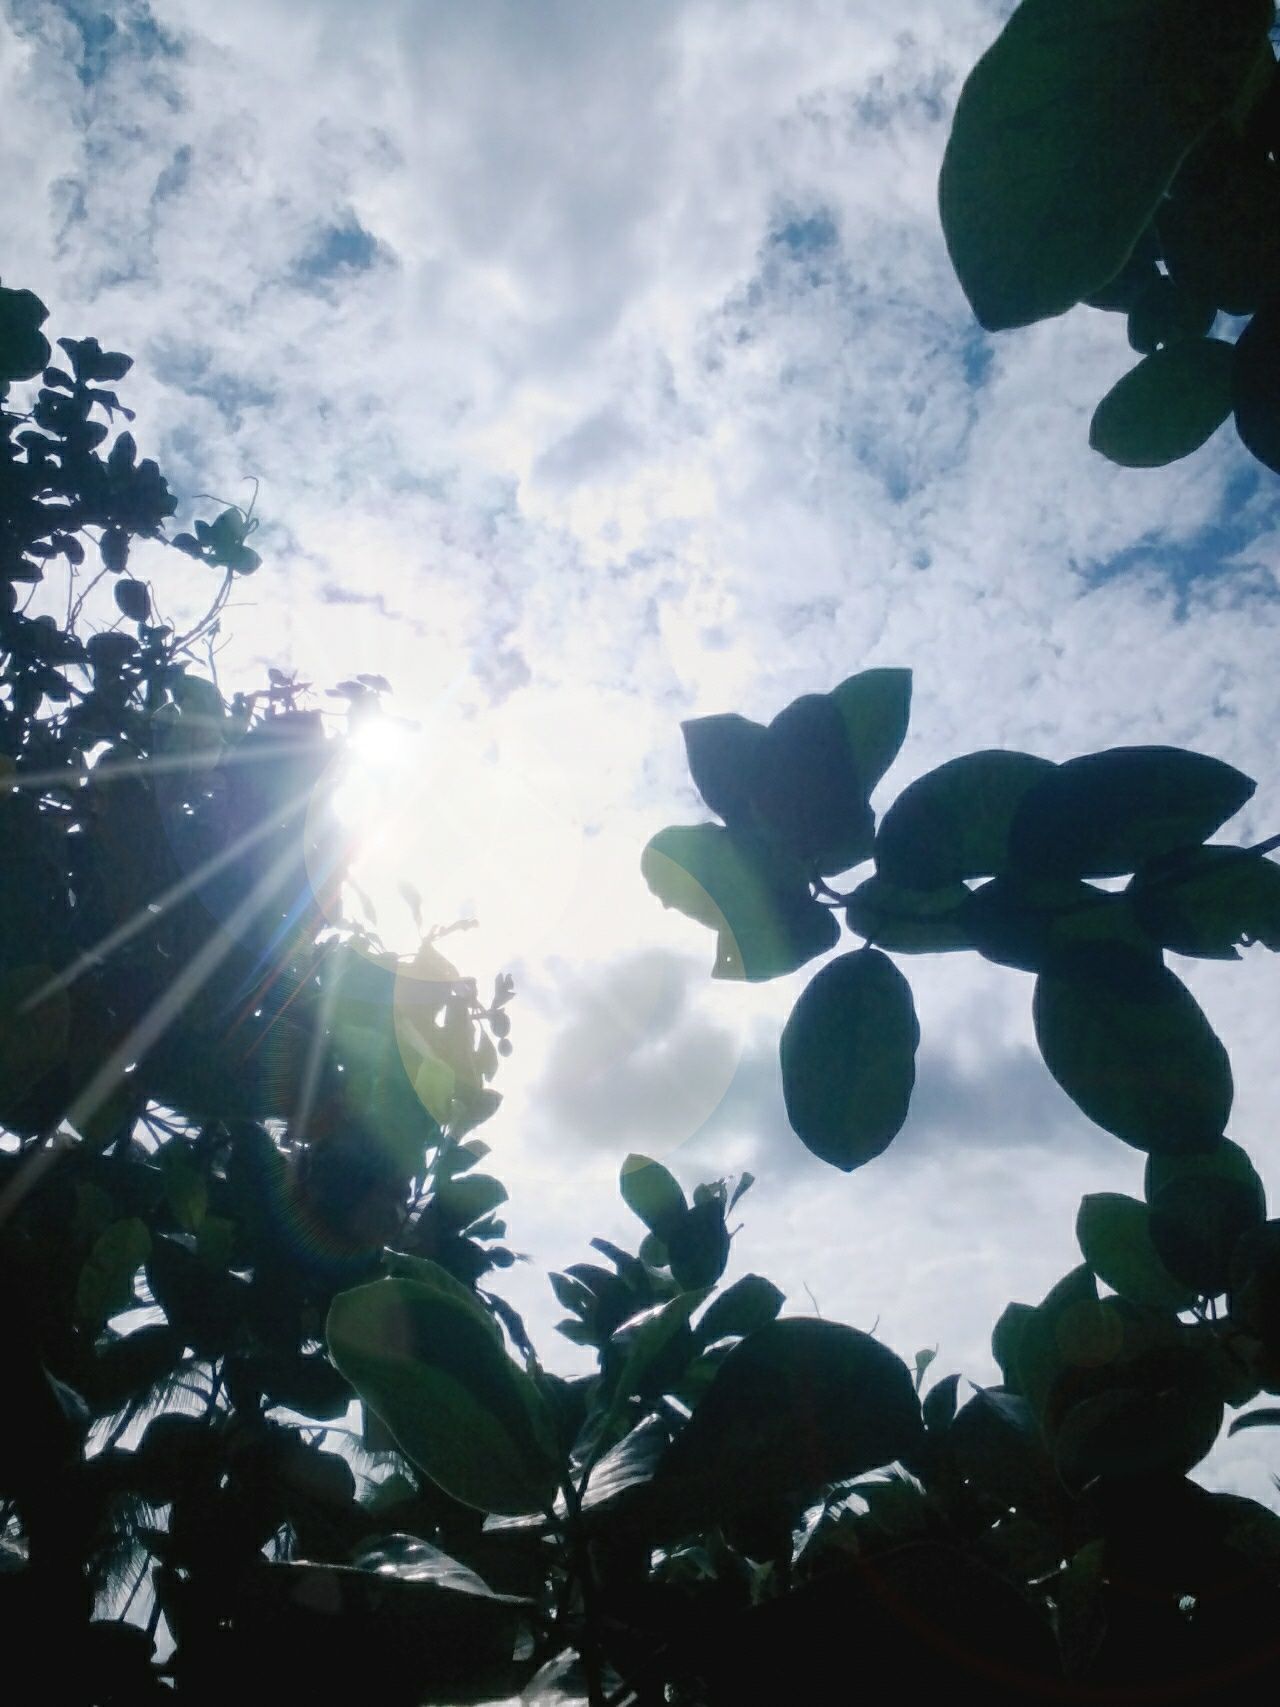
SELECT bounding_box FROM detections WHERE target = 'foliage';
[6,279,1280,1706]
[939,0,1280,473]
[646,667,1273,1171]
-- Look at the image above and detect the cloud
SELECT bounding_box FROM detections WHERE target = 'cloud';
[4,0,1280,1501]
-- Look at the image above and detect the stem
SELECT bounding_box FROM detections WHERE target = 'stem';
[560,1473,607,1707]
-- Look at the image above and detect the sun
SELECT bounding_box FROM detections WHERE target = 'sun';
[322,708,586,965]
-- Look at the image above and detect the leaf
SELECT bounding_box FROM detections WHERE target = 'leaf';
[1009,747,1255,880]
[1228,1407,1280,1436]
[844,874,971,953]
[1144,1134,1266,1209]
[964,875,1145,973]
[432,1172,508,1232]
[680,713,768,827]
[1014,1265,1103,1423]
[667,1198,730,1291]
[1148,1172,1265,1296]
[1033,943,1233,1152]
[751,693,875,875]
[351,1534,527,1602]
[603,1292,705,1412]
[653,1318,923,1529]
[641,823,839,981]
[1053,1354,1224,1487]
[619,1154,687,1242]
[0,284,51,382]
[1089,339,1235,467]
[326,1278,561,1515]
[76,1218,151,1329]
[113,578,150,622]
[1234,293,1280,473]
[913,1347,937,1389]
[875,751,1054,889]
[1076,1193,1198,1312]
[780,948,919,1171]
[922,1371,961,1433]
[829,667,912,796]
[1129,844,1280,958]
[938,0,1274,330]
[695,1274,785,1347]
[991,1302,1034,1393]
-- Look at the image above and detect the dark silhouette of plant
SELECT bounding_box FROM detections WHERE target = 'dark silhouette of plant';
[939,0,1280,473]
[7,265,1280,1705]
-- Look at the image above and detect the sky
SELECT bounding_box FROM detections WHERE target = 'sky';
[4,0,1280,1498]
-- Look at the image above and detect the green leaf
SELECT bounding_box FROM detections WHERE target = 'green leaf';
[0,285,51,382]
[1233,293,1280,474]
[1015,1265,1103,1423]
[751,693,875,875]
[1054,1367,1224,1487]
[965,876,1145,973]
[76,1218,151,1329]
[1089,339,1235,467]
[938,0,1274,330]
[991,1302,1034,1393]
[1148,1172,1265,1296]
[1129,844,1280,958]
[667,1198,730,1292]
[875,751,1054,889]
[1228,1406,1280,1436]
[780,948,919,1171]
[844,874,971,953]
[620,1154,687,1242]
[603,1291,705,1412]
[432,1172,508,1232]
[641,823,839,981]
[681,713,767,828]
[695,1274,785,1347]
[1033,944,1233,1152]
[1075,1193,1198,1312]
[653,1318,923,1528]
[326,1278,561,1515]
[1010,747,1255,880]
[1144,1135,1266,1210]
[829,668,912,794]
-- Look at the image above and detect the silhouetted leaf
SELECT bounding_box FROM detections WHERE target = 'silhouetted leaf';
[780,948,919,1171]
[1076,1192,1198,1311]
[0,284,51,381]
[876,750,1054,888]
[327,1277,560,1514]
[751,693,875,874]
[1228,1406,1280,1436]
[654,1318,923,1528]
[113,578,150,622]
[619,1154,686,1242]
[681,713,767,828]
[845,874,971,953]
[1126,272,1216,354]
[1054,1351,1224,1487]
[1149,1172,1264,1296]
[696,1275,785,1347]
[829,667,912,794]
[1130,844,1280,958]
[938,0,1273,330]
[1233,294,1280,473]
[642,823,839,980]
[1090,339,1235,466]
[1034,944,1233,1152]
[965,875,1144,972]
[922,1372,962,1433]
[1144,1134,1266,1210]
[1010,747,1255,880]
[991,1302,1034,1393]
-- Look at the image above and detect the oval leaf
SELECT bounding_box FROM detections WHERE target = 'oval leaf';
[641,823,839,981]
[1010,746,1255,880]
[1090,339,1236,467]
[1076,1192,1198,1312]
[829,667,912,795]
[654,1317,923,1526]
[327,1278,560,1515]
[939,0,1273,330]
[780,948,920,1171]
[876,751,1054,889]
[1033,944,1233,1152]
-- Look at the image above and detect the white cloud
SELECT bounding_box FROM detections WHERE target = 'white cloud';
[4,0,1280,1495]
